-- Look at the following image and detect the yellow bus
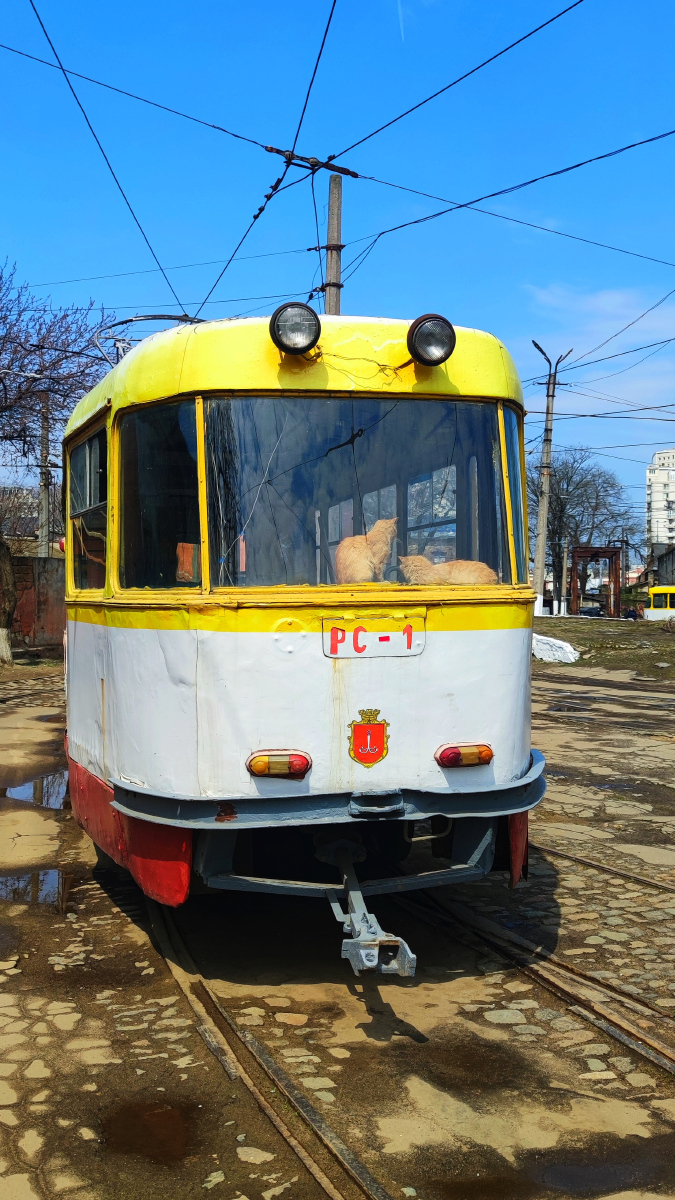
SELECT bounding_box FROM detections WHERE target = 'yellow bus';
[63,306,544,976]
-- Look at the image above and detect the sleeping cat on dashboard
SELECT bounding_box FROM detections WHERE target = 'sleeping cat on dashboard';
[399,555,498,585]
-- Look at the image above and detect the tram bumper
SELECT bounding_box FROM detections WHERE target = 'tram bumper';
[110,748,544,835]
[108,753,544,978]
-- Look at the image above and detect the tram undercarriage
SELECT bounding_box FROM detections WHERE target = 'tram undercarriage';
[70,754,544,978]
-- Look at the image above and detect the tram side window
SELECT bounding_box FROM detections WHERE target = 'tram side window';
[654,593,668,608]
[502,406,527,583]
[70,428,107,589]
[119,401,201,589]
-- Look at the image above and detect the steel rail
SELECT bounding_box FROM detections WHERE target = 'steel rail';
[531,841,675,894]
[397,892,675,1076]
[145,897,395,1200]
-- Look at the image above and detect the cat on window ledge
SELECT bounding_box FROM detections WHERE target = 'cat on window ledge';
[399,555,498,585]
[335,518,397,584]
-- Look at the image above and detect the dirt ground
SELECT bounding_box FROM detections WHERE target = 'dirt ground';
[2,624,675,1200]
[533,615,675,683]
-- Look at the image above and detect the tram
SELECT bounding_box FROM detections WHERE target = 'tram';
[643,585,675,619]
[64,306,544,976]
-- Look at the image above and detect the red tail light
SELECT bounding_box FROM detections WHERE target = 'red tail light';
[246,751,311,779]
[435,743,493,768]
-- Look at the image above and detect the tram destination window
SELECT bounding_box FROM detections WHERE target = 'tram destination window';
[205,395,512,587]
[119,400,201,589]
[70,428,107,589]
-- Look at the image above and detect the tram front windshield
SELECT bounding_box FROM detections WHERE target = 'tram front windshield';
[205,395,514,588]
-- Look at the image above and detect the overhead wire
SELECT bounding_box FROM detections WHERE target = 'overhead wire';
[28,246,316,289]
[108,290,314,311]
[522,337,675,384]
[329,0,585,159]
[334,124,675,287]
[27,0,186,314]
[192,168,310,316]
[360,176,675,272]
[309,174,325,309]
[0,40,266,149]
[291,0,337,153]
[195,0,339,317]
[10,25,675,295]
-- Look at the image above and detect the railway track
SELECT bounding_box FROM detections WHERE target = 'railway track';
[145,897,396,1200]
[142,836,675,1200]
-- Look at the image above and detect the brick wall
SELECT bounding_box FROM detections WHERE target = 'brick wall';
[11,557,66,647]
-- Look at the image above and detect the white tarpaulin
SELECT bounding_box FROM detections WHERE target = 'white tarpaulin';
[532,633,580,664]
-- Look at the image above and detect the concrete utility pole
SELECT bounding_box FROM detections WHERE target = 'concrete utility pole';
[560,535,569,615]
[38,393,49,557]
[531,342,572,616]
[324,174,343,315]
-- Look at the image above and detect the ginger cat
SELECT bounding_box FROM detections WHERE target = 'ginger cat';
[399,555,498,585]
[335,518,398,584]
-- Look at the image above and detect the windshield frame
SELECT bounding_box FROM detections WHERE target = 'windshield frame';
[98,390,527,600]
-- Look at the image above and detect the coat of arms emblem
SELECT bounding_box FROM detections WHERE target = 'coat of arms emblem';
[348,709,389,768]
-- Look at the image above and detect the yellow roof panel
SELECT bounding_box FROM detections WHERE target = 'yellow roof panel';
[65,315,523,437]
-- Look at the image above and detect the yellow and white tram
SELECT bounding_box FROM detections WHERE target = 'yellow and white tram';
[643,585,675,619]
[64,307,544,976]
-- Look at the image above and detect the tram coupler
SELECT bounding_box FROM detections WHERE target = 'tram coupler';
[318,840,416,978]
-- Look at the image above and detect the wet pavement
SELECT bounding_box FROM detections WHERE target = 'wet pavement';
[3,645,675,1198]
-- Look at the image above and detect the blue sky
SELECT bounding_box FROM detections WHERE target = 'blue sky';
[2,0,674,524]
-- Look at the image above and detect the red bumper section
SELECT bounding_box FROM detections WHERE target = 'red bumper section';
[508,810,529,889]
[68,758,192,907]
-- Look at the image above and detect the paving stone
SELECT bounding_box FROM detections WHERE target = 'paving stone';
[483,1009,525,1025]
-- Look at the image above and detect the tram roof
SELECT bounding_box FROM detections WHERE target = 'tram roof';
[65,315,523,437]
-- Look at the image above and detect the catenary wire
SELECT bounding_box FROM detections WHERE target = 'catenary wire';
[193,165,306,316]
[329,0,585,159]
[521,337,675,383]
[0,40,267,149]
[10,33,674,291]
[342,126,675,283]
[310,175,325,309]
[360,176,675,272]
[106,290,314,311]
[569,286,675,365]
[28,246,316,289]
[291,0,338,153]
[1,334,106,361]
[195,0,340,319]
[27,0,186,314]
[194,0,338,315]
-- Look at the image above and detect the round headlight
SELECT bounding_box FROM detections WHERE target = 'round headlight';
[269,303,321,355]
[407,314,456,367]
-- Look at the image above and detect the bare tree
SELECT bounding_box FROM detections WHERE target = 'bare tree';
[0,263,112,662]
[527,448,643,606]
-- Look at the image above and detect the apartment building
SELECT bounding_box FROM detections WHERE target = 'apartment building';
[647,448,675,544]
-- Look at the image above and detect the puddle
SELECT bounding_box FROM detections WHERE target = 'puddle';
[541,1158,654,1194]
[0,868,80,911]
[3,770,69,808]
[34,712,66,724]
[102,1101,195,1163]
